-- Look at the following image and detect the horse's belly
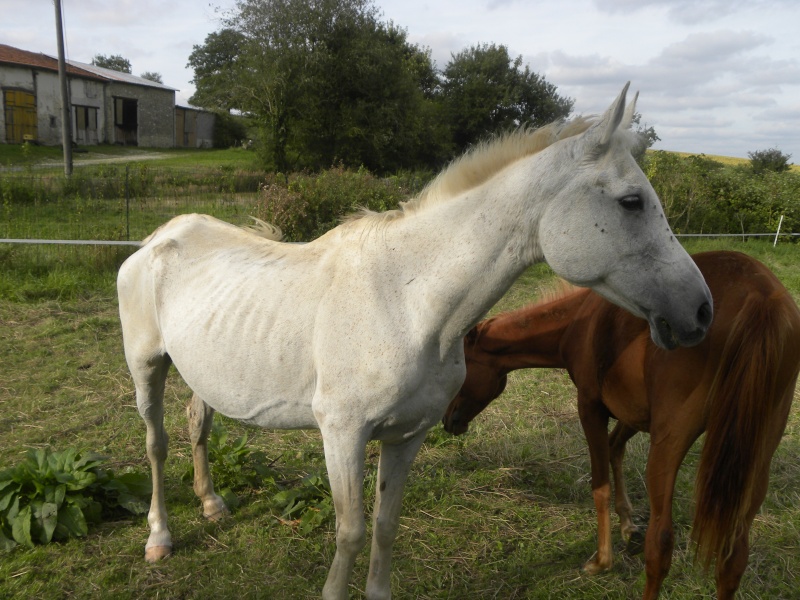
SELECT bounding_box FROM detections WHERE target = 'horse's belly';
[166,328,319,430]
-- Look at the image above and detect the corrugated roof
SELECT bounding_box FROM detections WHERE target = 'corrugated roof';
[68,59,177,92]
[0,43,177,91]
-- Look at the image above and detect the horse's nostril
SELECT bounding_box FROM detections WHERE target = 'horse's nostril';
[697,301,713,328]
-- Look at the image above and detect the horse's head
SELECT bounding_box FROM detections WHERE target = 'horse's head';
[535,83,712,350]
[443,326,508,435]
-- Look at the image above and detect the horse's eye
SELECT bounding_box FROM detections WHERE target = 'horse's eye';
[619,195,644,211]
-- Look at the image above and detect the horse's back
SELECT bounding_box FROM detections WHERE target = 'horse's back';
[118,214,325,427]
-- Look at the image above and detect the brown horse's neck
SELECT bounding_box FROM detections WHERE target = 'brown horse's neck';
[475,287,590,372]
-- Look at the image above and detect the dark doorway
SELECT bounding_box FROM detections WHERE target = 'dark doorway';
[114,97,137,145]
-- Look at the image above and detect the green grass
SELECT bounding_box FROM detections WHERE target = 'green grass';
[1,238,799,598]
[0,143,263,171]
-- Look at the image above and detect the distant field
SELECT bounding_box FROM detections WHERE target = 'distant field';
[664,149,799,172]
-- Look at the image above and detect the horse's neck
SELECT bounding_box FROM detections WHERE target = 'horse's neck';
[478,291,588,371]
[383,177,544,352]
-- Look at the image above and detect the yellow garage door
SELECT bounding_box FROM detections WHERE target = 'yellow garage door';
[4,89,38,143]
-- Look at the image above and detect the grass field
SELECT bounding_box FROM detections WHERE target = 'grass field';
[1,234,799,599]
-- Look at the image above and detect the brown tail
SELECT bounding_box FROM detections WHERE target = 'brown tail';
[692,290,799,569]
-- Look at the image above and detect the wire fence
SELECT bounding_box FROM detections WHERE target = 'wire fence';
[1,165,265,244]
[0,166,270,274]
[1,166,797,254]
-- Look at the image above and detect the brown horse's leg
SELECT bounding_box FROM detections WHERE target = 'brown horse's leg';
[609,422,642,548]
[642,422,702,600]
[187,394,229,521]
[578,393,613,575]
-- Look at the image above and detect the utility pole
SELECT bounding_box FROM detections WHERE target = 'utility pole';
[54,0,73,176]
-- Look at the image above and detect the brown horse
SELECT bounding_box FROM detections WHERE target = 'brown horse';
[442,251,800,599]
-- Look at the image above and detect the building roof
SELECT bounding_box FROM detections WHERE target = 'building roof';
[0,43,177,91]
[0,43,105,82]
[68,59,177,92]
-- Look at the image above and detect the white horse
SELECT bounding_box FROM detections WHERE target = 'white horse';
[117,83,712,600]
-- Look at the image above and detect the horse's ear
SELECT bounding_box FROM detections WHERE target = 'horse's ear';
[622,90,639,130]
[582,82,630,152]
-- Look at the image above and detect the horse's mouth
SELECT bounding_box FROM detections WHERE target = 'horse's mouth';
[442,412,469,435]
[650,314,708,350]
[652,317,678,350]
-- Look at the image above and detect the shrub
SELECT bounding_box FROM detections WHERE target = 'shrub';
[643,151,800,236]
[0,448,150,550]
[273,473,333,535]
[183,415,275,508]
[255,165,430,241]
[748,148,792,174]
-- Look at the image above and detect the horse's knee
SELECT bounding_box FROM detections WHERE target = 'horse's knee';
[146,430,169,461]
[372,521,398,552]
[336,520,367,554]
[656,528,673,553]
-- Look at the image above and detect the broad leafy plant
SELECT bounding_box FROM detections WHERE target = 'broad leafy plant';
[0,448,150,550]
[185,416,333,533]
[273,472,334,535]
[183,415,275,508]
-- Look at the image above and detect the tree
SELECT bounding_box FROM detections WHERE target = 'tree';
[441,44,573,152]
[748,148,792,174]
[630,111,660,161]
[299,20,445,171]
[223,0,442,172]
[140,71,163,84]
[91,54,132,73]
[186,28,247,111]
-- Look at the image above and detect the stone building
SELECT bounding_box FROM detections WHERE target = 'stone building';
[0,43,214,148]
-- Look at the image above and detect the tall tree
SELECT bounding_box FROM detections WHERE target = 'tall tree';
[91,54,132,73]
[224,0,442,172]
[441,44,573,152]
[300,20,444,171]
[186,28,247,111]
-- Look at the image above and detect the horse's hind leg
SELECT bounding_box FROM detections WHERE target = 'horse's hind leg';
[642,421,702,600]
[715,419,782,599]
[609,422,643,550]
[187,394,229,521]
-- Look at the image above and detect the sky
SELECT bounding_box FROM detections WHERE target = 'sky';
[2,0,799,160]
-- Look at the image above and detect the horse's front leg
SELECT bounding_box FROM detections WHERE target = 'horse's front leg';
[608,422,643,549]
[366,432,428,600]
[319,422,369,600]
[187,394,229,520]
[577,392,613,575]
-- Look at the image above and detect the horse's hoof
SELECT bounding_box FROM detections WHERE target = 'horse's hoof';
[625,529,646,555]
[145,545,172,563]
[204,506,230,522]
[582,556,611,575]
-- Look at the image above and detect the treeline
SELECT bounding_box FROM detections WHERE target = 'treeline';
[644,152,800,237]
[187,0,573,174]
